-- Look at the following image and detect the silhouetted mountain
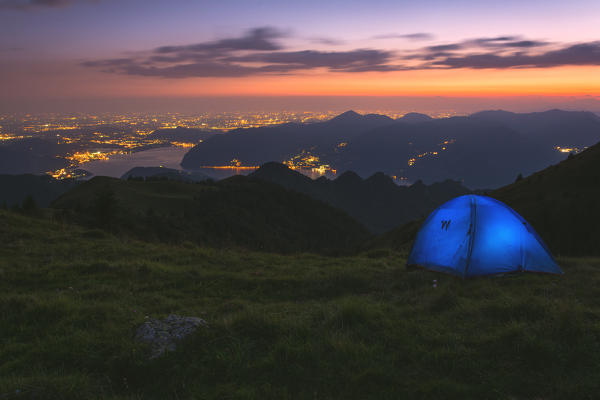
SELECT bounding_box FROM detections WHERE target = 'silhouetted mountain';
[0,174,79,208]
[328,110,362,123]
[334,170,363,186]
[398,112,433,124]
[250,162,471,233]
[182,109,600,189]
[0,138,73,174]
[180,110,395,169]
[471,109,600,148]
[492,141,600,256]
[329,110,394,126]
[51,175,369,254]
[338,116,566,188]
[121,166,210,182]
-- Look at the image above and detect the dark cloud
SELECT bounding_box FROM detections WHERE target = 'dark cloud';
[84,49,400,78]
[469,36,549,48]
[0,0,97,10]
[432,41,600,69]
[226,49,394,71]
[82,28,600,78]
[426,43,464,52]
[420,36,549,57]
[471,36,519,45]
[83,27,401,78]
[372,33,434,41]
[81,58,137,68]
[155,27,286,54]
[308,37,345,46]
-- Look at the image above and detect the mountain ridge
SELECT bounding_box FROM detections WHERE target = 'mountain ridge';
[249,162,471,233]
[181,109,600,189]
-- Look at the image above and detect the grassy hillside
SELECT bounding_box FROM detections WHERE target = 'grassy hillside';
[2,209,600,399]
[493,142,600,256]
[51,175,369,255]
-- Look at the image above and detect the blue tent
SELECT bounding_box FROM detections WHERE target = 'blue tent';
[407,195,562,277]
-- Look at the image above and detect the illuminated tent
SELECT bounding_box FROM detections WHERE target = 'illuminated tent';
[407,195,562,277]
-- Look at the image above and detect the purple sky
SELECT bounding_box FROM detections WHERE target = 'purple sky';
[1,0,599,113]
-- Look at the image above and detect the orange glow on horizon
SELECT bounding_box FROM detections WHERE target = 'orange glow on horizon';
[116,66,600,98]
[4,61,600,101]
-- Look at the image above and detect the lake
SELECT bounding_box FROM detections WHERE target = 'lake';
[82,146,256,180]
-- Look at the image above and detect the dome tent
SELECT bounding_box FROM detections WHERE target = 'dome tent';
[407,195,562,277]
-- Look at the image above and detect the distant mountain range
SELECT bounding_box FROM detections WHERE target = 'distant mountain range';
[6,136,600,256]
[249,162,471,233]
[471,109,600,147]
[181,109,600,188]
[181,110,396,169]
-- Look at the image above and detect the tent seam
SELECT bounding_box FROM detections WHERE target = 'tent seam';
[464,195,477,278]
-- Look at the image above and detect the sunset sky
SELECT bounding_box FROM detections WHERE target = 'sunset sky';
[1,0,600,112]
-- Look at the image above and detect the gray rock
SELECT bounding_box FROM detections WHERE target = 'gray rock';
[135,314,207,358]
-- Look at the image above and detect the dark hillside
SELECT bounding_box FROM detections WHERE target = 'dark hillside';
[51,175,369,254]
[471,109,600,147]
[339,116,564,188]
[0,174,79,207]
[367,141,600,257]
[0,138,74,174]
[250,162,471,233]
[493,141,600,256]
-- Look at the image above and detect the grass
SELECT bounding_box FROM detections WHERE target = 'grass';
[50,176,369,254]
[2,209,600,399]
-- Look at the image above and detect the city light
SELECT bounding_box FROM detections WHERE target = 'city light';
[0,111,471,181]
[554,146,586,154]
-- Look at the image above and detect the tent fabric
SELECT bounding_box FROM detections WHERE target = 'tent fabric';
[407,195,562,277]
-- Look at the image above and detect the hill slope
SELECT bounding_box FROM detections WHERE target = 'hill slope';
[51,175,369,254]
[250,162,471,233]
[338,116,567,188]
[471,109,600,148]
[0,138,73,174]
[368,139,600,257]
[0,174,79,207]
[181,109,600,189]
[1,209,598,399]
[181,110,395,169]
[493,141,600,256]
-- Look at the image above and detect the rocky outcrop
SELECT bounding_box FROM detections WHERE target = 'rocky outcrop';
[135,314,208,359]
